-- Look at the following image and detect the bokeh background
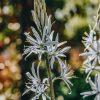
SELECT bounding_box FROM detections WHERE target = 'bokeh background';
[0,0,100,100]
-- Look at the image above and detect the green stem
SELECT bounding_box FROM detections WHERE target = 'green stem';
[45,54,55,100]
[52,77,62,83]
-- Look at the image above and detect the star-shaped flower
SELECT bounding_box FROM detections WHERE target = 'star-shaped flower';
[81,74,100,100]
[82,30,96,50]
[82,60,100,82]
[80,39,100,64]
[23,0,55,61]
[23,29,46,60]
[60,61,75,93]
[23,62,49,100]
[47,33,71,69]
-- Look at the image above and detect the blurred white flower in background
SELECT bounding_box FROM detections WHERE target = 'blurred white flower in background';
[82,61,100,82]
[80,39,100,64]
[82,30,95,50]
[81,75,100,100]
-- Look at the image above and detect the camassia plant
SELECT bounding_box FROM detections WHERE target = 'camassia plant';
[22,0,100,99]
[80,5,100,100]
[22,0,75,100]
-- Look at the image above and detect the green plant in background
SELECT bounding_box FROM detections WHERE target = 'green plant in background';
[23,0,76,99]
[55,0,99,40]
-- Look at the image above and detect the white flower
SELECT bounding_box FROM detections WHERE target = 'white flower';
[82,30,95,50]
[80,74,100,100]
[60,61,74,93]
[30,79,49,100]
[23,0,59,61]
[23,62,49,100]
[23,0,54,60]
[23,30,46,60]
[47,33,71,69]
[82,60,100,82]
[80,39,100,64]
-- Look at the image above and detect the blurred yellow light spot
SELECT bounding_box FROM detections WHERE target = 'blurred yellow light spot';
[57,96,64,100]
[17,54,22,60]
[0,82,3,90]
[10,65,17,73]
[90,0,98,5]
[2,6,10,15]
[15,74,22,80]
[16,39,22,45]
[5,60,11,66]
[4,37,10,44]
[0,63,5,69]
[8,23,20,31]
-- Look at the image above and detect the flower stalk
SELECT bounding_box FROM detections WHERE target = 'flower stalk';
[45,53,55,100]
[23,0,74,99]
